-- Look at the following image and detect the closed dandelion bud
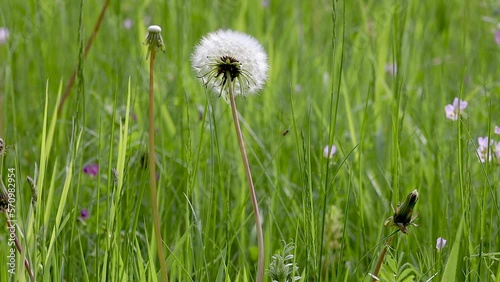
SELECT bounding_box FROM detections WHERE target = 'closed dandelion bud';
[384,189,419,234]
[394,189,418,227]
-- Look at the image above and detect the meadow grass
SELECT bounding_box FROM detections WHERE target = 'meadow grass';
[1,0,500,281]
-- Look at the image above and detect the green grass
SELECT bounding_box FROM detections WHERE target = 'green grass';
[1,0,500,281]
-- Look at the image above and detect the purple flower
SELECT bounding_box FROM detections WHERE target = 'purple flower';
[495,141,500,160]
[123,19,133,29]
[477,137,494,163]
[444,97,467,120]
[323,145,337,159]
[495,30,500,45]
[83,163,99,177]
[80,209,89,220]
[0,27,9,44]
[478,137,492,148]
[436,237,447,251]
[494,126,500,135]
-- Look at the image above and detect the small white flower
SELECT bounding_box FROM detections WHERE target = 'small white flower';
[323,145,336,159]
[0,27,10,44]
[477,137,494,163]
[436,237,447,251]
[494,141,500,160]
[494,125,500,135]
[478,137,492,148]
[444,97,467,120]
[384,63,398,76]
[191,29,268,97]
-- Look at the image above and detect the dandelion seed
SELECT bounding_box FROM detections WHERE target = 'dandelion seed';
[0,27,9,44]
[83,163,99,177]
[436,237,447,251]
[444,97,467,120]
[323,145,337,159]
[191,29,268,97]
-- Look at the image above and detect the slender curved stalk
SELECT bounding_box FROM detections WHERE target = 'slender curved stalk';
[372,234,395,281]
[148,49,169,282]
[227,80,264,282]
[57,0,111,115]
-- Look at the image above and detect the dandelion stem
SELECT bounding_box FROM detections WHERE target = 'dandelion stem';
[57,0,110,115]
[4,214,35,281]
[148,48,169,282]
[227,79,264,282]
[372,234,395,281]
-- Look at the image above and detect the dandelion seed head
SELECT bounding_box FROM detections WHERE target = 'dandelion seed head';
[143,25,165,59]
[148,25,161,33]
[191,29,268,97]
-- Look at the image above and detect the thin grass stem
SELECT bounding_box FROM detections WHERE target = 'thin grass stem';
[57,0,110,115]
